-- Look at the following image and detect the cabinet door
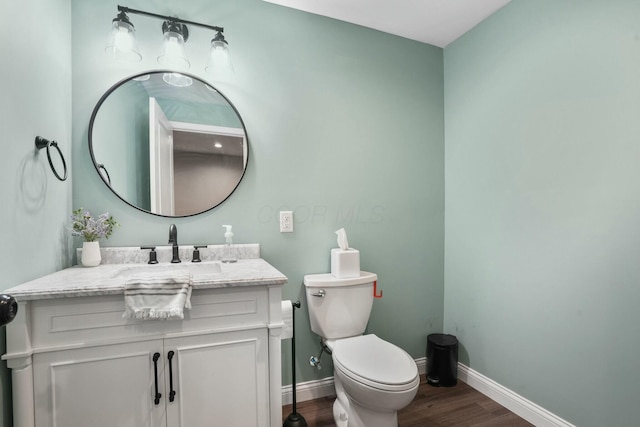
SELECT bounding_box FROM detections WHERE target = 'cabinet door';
[165,328,270,427]
[33,341,166,427]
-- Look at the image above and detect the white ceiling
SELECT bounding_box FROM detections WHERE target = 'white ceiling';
[262,0,511,47]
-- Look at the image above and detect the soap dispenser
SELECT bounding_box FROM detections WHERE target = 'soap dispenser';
[222,225,237,263]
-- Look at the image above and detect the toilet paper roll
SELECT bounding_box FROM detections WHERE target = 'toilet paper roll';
[281,300,293,340]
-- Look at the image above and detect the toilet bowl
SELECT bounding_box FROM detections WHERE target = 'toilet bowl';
[330,334,419,427]
[304,272,419,427]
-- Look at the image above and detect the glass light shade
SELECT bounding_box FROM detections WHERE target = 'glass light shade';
[157,31,190,70]
[205,38,234,78]
[162,72,193,87]
[105,20,142,62]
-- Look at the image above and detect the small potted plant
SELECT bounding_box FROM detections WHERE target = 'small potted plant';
[71,208,118,267]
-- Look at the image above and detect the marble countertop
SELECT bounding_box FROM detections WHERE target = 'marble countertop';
[78,243,261,264]
[5,259,288,301]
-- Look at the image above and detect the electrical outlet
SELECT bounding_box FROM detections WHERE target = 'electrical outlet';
[280,211,293,233]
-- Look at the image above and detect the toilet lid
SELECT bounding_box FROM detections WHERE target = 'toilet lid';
[333,335,418,386]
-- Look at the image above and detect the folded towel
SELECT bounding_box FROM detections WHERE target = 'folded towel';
[123,270,193,320]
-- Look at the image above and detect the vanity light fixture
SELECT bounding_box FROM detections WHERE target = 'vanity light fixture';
[205,31,234,78]
[157,20,190,69]
[106,5,232,76]
[105,9,142,62]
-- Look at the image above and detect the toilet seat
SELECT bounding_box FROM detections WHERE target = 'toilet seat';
[332,334,419,392]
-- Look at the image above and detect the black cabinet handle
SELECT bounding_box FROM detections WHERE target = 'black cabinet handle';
[153,352,162,405]
[168,351,176,402]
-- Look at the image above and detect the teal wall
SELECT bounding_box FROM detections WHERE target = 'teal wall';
[444,1,640,425]
[0,0,72,425]
[72,0,445,390]
[6,0,637,425]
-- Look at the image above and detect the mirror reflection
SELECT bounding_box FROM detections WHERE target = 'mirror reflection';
[89,71,248,217]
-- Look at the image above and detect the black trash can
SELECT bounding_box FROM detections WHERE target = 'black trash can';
[426,333,458,387]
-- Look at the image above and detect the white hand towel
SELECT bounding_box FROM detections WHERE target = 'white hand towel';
[123,270,193,320]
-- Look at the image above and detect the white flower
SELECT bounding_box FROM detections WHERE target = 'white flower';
[71,208,118,242]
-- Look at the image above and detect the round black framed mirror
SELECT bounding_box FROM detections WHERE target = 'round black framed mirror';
[89,71,248,217]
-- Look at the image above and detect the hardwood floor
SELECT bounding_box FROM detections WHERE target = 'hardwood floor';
[283,378,534,427]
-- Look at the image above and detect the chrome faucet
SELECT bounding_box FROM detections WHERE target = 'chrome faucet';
[168,224,181,263]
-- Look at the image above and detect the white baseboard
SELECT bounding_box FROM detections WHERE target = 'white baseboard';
[458,363,575,427]
[283,358,574,427]
[281,377,335,405]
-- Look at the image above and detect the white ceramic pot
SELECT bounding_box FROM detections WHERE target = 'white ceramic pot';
[81,241,101,267]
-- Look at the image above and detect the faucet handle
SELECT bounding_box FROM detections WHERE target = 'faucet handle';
[192,245,207,263]
[141,246,158,264]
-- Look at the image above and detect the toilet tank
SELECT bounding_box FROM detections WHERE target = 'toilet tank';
[303,272,377,340]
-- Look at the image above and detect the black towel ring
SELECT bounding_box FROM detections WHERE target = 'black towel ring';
[35,136,68,181]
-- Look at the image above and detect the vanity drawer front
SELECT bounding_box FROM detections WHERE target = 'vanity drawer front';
[30,287,269,348]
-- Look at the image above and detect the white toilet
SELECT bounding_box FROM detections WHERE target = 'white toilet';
[304,272,419,427]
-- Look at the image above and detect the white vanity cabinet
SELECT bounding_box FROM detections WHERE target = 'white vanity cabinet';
[33,340,166,427]
[32,328,269,427]
[164,329,269,427]
[3,258,286,427]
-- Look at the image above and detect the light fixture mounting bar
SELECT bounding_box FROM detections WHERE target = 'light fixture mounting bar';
[117,5,223,33]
